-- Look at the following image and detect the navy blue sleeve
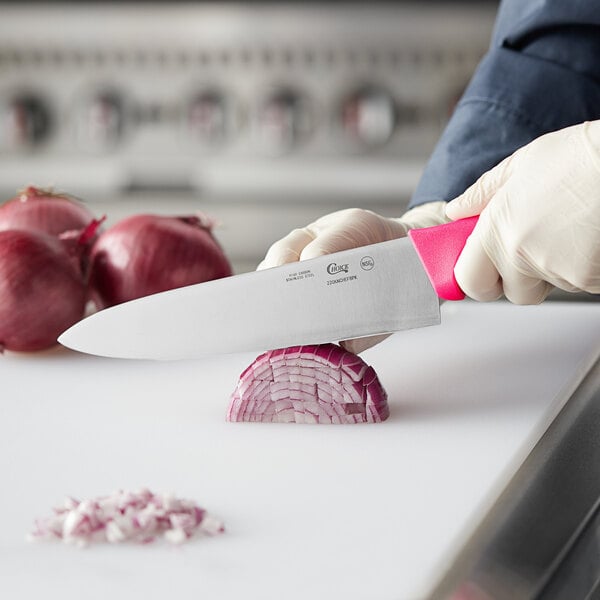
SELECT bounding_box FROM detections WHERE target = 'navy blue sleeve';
[409,0,600,208]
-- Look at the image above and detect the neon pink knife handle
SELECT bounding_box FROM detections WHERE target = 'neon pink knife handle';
[407,216,479,301]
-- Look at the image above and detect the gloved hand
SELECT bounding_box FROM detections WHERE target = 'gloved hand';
[445,120,600,304]
[258,201,450,353]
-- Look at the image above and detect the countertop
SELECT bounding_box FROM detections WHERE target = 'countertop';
[0,300,599,600]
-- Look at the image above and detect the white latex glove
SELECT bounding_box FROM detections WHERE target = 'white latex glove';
[258,202,450,353]
[445,120,600,304]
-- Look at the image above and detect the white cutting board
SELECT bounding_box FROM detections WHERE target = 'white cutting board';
[0,301,598,600]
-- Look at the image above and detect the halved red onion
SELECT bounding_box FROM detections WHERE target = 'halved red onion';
[0,186,98,237]
[88,213,232,309]
[228,343,389,424]
[28,488,224,547]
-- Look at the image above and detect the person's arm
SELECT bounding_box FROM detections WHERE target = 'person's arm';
[410,0,600,208]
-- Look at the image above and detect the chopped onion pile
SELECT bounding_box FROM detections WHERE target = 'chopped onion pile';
[228,343,389,424]
[28,489,224,547]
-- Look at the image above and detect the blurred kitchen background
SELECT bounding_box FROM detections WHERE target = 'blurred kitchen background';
[0,1,498,273]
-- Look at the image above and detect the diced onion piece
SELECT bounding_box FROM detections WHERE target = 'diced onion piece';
[227,343,389,424]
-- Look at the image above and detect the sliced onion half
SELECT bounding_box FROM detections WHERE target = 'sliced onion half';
[227,343,389,424]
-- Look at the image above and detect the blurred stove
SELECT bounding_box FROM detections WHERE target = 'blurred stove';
[0,1,497,271]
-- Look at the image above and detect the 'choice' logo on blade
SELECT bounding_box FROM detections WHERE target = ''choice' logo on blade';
[327,263,349,275]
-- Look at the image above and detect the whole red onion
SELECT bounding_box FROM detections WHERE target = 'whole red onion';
[88,214,232,309]
[0,230,87,352]
[0,186,97,237]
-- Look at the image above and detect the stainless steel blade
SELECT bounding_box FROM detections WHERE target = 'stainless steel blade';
[59,237,440,359]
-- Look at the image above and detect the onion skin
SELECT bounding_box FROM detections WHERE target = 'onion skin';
[88,214,232,309]
[0,230,87,352]
[228,344,389,424]
[0,186,97,237]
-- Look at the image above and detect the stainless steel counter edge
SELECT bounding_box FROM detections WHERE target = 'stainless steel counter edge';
[427,347,600,600]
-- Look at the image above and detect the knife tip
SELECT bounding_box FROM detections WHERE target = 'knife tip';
[57,327,76,350]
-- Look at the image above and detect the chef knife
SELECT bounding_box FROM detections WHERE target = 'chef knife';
[58,216,478,360]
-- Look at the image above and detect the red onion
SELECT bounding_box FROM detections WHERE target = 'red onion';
[88,214,233,309]
[0,229,87,352]
[228,343,389,424]
[0,186,98,237]
[28,488,225,547]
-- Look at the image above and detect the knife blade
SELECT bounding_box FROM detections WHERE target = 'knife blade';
[58,216,478,360]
